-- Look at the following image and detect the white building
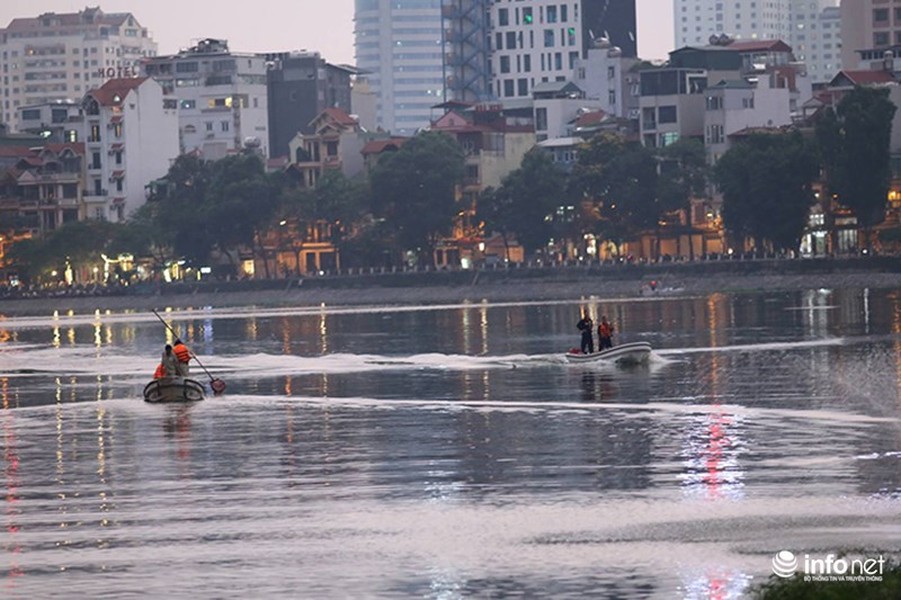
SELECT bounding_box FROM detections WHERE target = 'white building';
[673,0,840,83]
[143,39,269,159]
[0,7,157,131]
[703,77,793,164]
[488,0,584,100]
[354,0,444,135]
[531,80,603,141]
[571,38,641,120]
[79,77,178,222]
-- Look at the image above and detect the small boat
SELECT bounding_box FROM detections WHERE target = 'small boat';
[143,377,206,403]
[564,341,653,365]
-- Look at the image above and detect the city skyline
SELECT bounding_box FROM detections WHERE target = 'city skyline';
[1,0,676,65]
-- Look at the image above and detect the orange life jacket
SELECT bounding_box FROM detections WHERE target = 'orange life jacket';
[153,363,167,379]
[598,322,613,337]
[173,343,191,363]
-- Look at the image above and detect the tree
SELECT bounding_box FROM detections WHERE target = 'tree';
[656,138,709,258]
[369,131,465,266]
[278,169,365,274]
[570,132,659,252]
[714,131,818,252]
[205,153,282,278]
[815,86,897,250]
[478,148,569,257]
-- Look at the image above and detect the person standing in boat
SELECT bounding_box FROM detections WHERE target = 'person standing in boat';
[597,315,614,350]
[172,339,192,376]
[577,313,594,354]
[154,343,180,378]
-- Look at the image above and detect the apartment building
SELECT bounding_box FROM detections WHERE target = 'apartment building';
[841,0,901,69]
[355,0,445,134]
[674,0,841,83]
[0,7,156,131]
[143,39,269,159]
[265,51,355,160]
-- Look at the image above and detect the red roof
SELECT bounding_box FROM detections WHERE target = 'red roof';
[831,70,896,86]
[88,78,148,107]
[571,110,609,128]
[361,137,409,155]
[320,107,358,127]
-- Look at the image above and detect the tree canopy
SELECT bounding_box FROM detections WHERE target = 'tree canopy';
[715,131,818,252]
[815,86,897,239]
[369,131,465,264]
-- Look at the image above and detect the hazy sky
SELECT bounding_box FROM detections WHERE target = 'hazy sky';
[1,1,675,64]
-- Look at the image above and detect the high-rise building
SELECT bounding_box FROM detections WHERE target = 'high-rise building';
[841,0,901,70]
[673,0,841,83]
[443,1,637,103]
[0,7,157,131]
[355,0,445,134]
[143,39,270,159]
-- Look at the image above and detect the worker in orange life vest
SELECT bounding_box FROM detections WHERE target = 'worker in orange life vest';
[172,339,192,376]
[154,344,179,379]
[597,315,614,350]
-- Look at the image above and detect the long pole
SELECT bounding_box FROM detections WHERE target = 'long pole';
[151,309,226,394]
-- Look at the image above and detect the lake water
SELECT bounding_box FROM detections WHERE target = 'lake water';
[1,287,900,598]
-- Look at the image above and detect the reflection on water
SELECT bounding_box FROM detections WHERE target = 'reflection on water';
[0,288,899,598]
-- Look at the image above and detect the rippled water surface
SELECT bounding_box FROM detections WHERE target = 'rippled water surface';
[1,288,900,598]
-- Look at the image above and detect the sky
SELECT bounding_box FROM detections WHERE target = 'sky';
[1,1,676,64]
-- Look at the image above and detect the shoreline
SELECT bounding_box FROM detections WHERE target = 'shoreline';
[1,270,899,316]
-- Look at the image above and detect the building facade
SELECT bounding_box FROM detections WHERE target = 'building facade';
[265,51,355,160]
[0,7,157,131]
[841,0,901,69]
[79,77,179,222]
[484,0,638,102]
[355,0,445,135]
[673,0,840,83]
[143,39,269,159]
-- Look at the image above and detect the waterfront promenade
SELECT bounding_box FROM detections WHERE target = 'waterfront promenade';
[1,255,899,314]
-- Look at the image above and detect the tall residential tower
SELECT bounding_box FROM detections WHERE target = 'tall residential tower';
[355,0,444,134]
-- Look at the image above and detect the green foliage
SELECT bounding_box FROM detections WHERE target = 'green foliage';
[5,220,128,283]
[816,87,897,231]
[656,137,709,214]
[715,131,818,251]
[478,148,568,255]
[570,132,661,243]
[369,131,465,264]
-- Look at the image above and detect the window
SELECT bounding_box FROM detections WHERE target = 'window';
[500,56,510,74]
[658,106,677,123]
[221,120,230,132]
[517,78,528,96]
[506,31,517,49]
[535,107,548,131]
[706,95,723,110]
[523,7,533,24]
[544,29,555,48]
[503,79,514,97]
[92,152,101,169]
[547,5,557,23]
[115,151,122,165]
[498,8,509,27]
[180,99,195,109]
[523,55,531,72]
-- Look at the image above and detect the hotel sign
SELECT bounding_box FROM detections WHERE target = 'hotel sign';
[96,66,140,79]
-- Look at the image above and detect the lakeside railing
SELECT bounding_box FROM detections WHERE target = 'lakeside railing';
[1,253,896,302]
